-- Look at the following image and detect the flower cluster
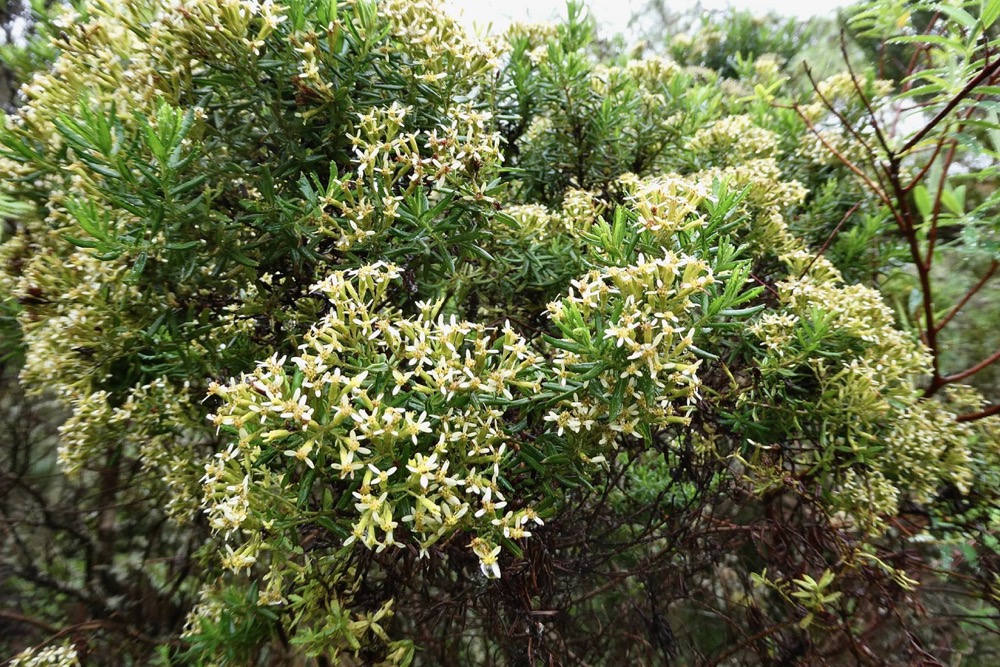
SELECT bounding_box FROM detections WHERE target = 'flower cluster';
[317,101,503,252]
[625,176,708,241]
[687,115,780,165]
[204,262,544,579]
[814,72,894,109]
[699,158,807,253]
[744,251,984,528]
[8,644,80,667]
[544,249,714,449]
[382,0,500,87]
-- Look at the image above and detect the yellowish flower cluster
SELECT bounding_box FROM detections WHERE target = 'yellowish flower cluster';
[700,158,808,253]
[883,400,974,503]
[181,588,225,638]
[502,188,604,244]
[591,55,679,97]
[687,115,781,164]
[505,21,559,44]
[8,643,80,667]
[776,252,930,380]
[623,55,681,83]
[319,102,502,251]
[798,127,870,166]
[381,0,500,87]
[745,251,987,527]
[626,176,708,240]
[545,249,714,448]
[797,72,894,166]
[16,252,136,401]
[814,72,894,107]
[833,468,901,534]
[204,262,544,578]
[753,54,784,83]
[620,160,805,257]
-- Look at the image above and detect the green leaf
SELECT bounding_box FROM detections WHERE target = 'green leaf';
[542,333,587,354]
[63,235,100,249]
[984,0,1000,28]
[934,3,978,29]
[607,378,627,420]
[125,251,148,284]
[913,185,932,219]
[165,240,202,251]
[297,466,318,507]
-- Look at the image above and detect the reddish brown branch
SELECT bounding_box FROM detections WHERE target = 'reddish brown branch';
[942,347,1000,385]
[803,64,879,161]
[925,140,959,268]
[0,610,59,633]
[840,34,894,157]
[935,260,999,333]
[902,135,950,193]
[793,106,896,215]
[957,403,1000,423]
[798,201,863,280]
[899,57,1000,155]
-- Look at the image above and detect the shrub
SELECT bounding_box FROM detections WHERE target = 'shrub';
[1,0,998,664]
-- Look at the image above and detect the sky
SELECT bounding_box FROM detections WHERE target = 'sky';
[442,0,857,37]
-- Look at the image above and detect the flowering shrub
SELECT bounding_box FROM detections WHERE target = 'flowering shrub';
[2,0,999,664]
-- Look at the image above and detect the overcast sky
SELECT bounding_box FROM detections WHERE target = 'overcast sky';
[442,0,856,37]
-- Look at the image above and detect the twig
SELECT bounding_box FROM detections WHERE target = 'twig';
[803,64,880,162]
[899,58,1000,155]
[793,105,896,215]
[956,403,1000,422]
[935,260,998,332]
[798,201,863,280]
[840,32,894,157]
[942,347,1000,385]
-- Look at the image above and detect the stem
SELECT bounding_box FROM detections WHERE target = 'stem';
[925,140,958,269]
[957,403,1000,423]
[798,201,863,280]
[934,260,998,333]
[840,33,893,157]
[942,347,1000,385]
[793,106,896,214]
[899,58,1000,155]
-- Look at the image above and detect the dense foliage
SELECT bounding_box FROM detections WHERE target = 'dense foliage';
[1,0,999,664]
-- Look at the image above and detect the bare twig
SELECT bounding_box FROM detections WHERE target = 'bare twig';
[840,32,894,157]
[935,260,999,332]
[957,403,1000,422]
[798,201,863,280]
[942,347,1000,385]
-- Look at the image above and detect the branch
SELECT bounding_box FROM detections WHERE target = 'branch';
[935,260,998,333]
[924,140,959,269]
[0,610,59,633]
[899,58,1000,155]
[902,135,949,193]
[840,33,893,157]
[798,201,863,280]
[793,105,896,214]
[942,347,1000,385]
[803,64,880,162]
[957,403,1000,423]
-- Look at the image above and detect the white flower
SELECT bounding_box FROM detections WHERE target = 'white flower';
[406,453,439,489]
[283,440,315,469]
